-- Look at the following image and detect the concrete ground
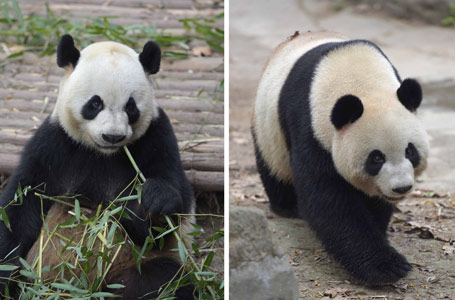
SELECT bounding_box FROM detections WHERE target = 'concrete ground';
[229,0,455,299]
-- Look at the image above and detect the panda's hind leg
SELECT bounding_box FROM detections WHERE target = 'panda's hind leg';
[253,135,298,218]
[106,257,195,300]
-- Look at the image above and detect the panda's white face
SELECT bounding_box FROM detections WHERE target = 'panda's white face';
[53,42,158,154]
[332,107,429,202]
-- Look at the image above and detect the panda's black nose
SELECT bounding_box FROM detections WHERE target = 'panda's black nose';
[102,134,126,144]
[392,185,412,195]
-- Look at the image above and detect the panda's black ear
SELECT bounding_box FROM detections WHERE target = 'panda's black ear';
[57,34,80,69]
[331,95,364,130]
[139,41,161,74]
[397,78,422,112]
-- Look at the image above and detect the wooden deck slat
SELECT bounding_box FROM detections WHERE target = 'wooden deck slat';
[19,0,221,9]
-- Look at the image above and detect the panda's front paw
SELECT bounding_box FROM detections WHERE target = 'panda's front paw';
[141,179,183,217]
[352,247,412,285]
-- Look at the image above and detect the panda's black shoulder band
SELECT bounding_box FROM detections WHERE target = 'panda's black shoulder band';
[139,41,161,74]
[397,78,422,112]
[331,95,364,130]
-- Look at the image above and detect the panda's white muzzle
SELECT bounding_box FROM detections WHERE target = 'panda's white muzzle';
[376,159,414,201]
[86,110,132,153]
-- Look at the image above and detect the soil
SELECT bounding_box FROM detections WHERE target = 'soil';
[229,0,455,299]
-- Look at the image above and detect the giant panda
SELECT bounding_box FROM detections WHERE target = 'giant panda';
[252,31,429,285]
[0,35,196,299]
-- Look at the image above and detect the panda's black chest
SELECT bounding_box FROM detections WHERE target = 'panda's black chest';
[52,150,137,206]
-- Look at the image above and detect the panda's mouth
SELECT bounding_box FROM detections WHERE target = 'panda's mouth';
[94,143,121,151]
[377,188,406,202]
[382,194,406,202]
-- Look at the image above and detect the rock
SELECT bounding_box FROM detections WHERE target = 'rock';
[230,206,299,300]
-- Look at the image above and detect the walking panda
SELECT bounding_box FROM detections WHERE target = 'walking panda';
[0,35,196,299]
[252,31,429,285]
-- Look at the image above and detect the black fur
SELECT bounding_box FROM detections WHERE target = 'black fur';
[397,78,422,112]
[57,34,80,68]
[331,95,364,129]
[0,108,195,297]
[106,257,195,300]
[81,95,104,120]
[252,130,298,218]
[365,149,386,176]
[405,142,420,168]
[125,97,140,124]
[255,40,411,285]
[139,41,161,74]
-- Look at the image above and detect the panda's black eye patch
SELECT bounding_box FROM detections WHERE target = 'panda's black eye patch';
[81,95,104,120]
[365,149,385,176]
[405,143,420,168]
[125,97,140,124]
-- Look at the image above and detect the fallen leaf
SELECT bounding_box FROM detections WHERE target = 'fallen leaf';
[442,244,455,256]
[323,288,350,297]
[426,276,438,283]
[192,46,212,57]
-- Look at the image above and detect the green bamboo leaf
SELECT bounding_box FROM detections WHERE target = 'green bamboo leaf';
[178,240,186,263]
[155,226,179,239]
[0,265,19,271]
[91,291,117,297]
[75,199,80,222]
[19,257,32,270]
[0,207,11,232]
[202,251,215,270]
[106,283,125,289]
[107,222,118,244]
[206,40,224,52]
[51,282,89,294]
[11,0,24,28]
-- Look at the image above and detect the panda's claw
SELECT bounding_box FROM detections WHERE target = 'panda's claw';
[352,247,412,286]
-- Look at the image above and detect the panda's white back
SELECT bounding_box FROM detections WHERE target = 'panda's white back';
[253,31,346,183]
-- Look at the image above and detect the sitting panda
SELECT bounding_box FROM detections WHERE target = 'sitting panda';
[252,31,429,285]
[0,35,195,299]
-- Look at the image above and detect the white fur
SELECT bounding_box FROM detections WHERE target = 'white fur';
[52,41,159,154]
[311,42,429,200]
[253,32,346,183]
[331,105,429,200]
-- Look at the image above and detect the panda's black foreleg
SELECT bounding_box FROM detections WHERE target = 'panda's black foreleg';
[0,173,53,293]
[294,172,411,285]
[119,178,186,247]
[129,107,194,222]
[106,257,195,300]
[252,133,298,218]
[363,198,394,235]
[141,178,184,219]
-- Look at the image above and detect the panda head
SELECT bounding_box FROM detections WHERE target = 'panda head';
[330,79,429,202]
[52,34,161,154]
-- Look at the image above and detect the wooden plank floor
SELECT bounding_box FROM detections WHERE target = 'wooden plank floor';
[0,0,224,192]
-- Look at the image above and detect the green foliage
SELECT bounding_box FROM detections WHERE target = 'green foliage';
[179,13,224,52]
[0,0,224,59]
[442,3,455,26]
